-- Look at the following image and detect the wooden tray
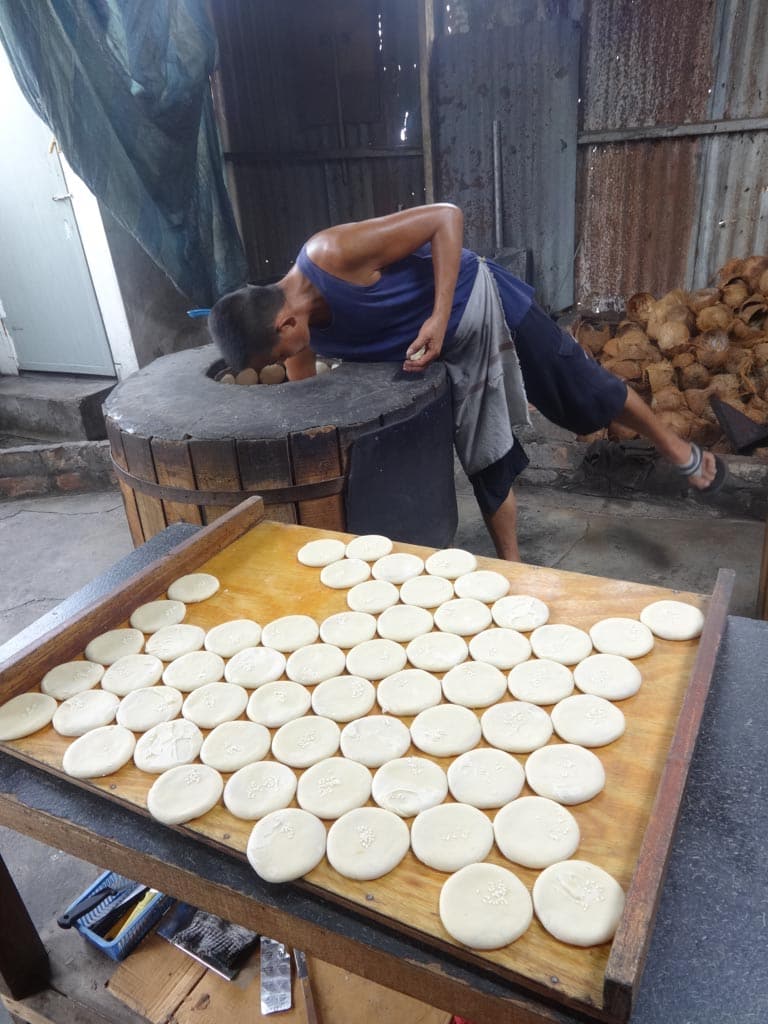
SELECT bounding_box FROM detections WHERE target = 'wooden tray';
[0,498,733,1023]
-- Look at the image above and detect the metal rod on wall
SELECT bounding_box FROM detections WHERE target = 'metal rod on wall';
[492,118,503,252]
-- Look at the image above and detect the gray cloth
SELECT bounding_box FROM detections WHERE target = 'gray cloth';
[443,258,531,476]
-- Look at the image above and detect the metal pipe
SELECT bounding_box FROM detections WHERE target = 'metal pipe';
[492,118,503,252]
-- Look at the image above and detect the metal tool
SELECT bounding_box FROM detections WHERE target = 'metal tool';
[260,936,292,1014]
[293,949,319,1024]
[57,874,137,929]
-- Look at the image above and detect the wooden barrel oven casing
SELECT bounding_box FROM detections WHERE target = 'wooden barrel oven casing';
[104,346,453,547]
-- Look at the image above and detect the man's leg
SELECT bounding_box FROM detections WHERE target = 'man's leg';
[482,488,520,562]
[468,443,528,562]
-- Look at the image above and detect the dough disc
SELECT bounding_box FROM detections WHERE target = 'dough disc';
[551,694,626,747]
[297,757,372,818]
[399,574,454,608]
[441,661,508,708]
[182,682,248,729]
[480,700,552,753]
[447,748,525,809]
[468,628,531,670]
[271,715,340,768]
[225,647,286,687]
[492,595,550,632]
[439,863,532,949]
[101,654,164,695]
[310,676,376,722]
[224,761,297,820]
[62,725,136,779]
[345,535,393,561]
[40,661,104,701]
[147,763,223,825]
[319,611,377,648]
[406,632,468,672]
[346,638,407,680]
[589,617,654,659]
[371,552,424,584]
[286,643,346,685]
[204,619,262,657]
[376,604,433,643]
[116,686,183,732]
[145,624,205,661]
[640,599,704,641]
[573,653,642,700]
[411,703,481,756]
[371,756,448,816]
[134,719,203,773]
[454,570,510,602]
[493,796,580,868]
[297,538,346,567]
[525,743,605,804]
[247,808,327,882]
[508,658,574,705]
[167,572,219,603]
[346,580,399,614]
[340,715,411,767]
[376,668,442,716]
[532,860,625,946]
[84,628,144,665]
[434,598,492,636]
[200,720,271,772]
[0,692,57,741]
[52,690,119,737]
[530,624,592,665]
[320,558,371,589]
[326,807,410,880]
[261,615,319,653]
[247,681,312,727]
[411,802,494,872]
[162,650,225,691]
[425,548,477,579]
[130,599,186,633]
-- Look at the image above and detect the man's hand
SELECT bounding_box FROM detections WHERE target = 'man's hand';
[403,315,447,372]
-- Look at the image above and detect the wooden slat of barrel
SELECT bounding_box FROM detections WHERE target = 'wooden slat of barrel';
[105,419,144,546]
[188,439,242,525]
[150,438,204,527]
[290,426,344,530]
[237,438,296,524]
[120,432,167,540]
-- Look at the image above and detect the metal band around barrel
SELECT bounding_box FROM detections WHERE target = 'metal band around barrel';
[111,459,345,506]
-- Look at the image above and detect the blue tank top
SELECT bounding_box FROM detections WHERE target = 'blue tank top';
[296,244,533,362]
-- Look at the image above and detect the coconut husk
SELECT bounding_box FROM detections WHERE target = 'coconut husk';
[612,334,661,363]
[645,314,663,342]
[742,394,768,424]
[694,330,730,370]
[730,318,762,342]
[646,361,677,393]
[717,258,745,285]
[759,268,768,296]
[602,358,643,382]
[752,341,768,368]
[657,288,689,311]
[689,417,722,447]
[708,373,746,402]
[657,320,691,358]
[574,319,611,356]
[656,409,695,439]
[724,345,755,381]
[625,292,655,325]
[651,385,686,413]
[672,351,696,369]
[663,304,695,330]
[722,279,750,307]
[600,337,621,360]
[607,422,641,441]
[742,256,768,292]
[688,287,721,313]
[684,388,711,417]
[737,296,768,330]
[696,303,732,333]
[679,363,711,390]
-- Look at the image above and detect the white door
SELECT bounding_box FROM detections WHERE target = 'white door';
[0,47,115,376]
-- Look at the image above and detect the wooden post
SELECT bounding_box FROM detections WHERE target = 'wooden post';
[0,855,49,1000]
[418,0,436,203]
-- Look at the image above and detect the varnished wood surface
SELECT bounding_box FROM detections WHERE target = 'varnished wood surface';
[0,516,719,1022]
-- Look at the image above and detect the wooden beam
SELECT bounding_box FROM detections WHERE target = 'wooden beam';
[578,116,768,146]
[224,148,423,164]
[418,0,436,202]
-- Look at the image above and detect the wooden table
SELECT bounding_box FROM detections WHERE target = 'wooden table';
[2,503,763,1024]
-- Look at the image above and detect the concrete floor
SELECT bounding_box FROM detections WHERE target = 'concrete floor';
[0,478,764,1021]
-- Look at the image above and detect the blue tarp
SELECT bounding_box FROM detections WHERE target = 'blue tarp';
[0,0,248,305]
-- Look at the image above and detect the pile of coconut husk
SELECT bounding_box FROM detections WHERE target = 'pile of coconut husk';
[572,255,768,446]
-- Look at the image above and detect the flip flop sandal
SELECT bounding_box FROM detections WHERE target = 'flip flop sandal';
[676,443,728,501]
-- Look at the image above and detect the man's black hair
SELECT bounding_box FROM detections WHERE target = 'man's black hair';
[208,284,285,373]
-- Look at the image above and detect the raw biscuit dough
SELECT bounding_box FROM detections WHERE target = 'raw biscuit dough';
[224,761,297,820]
[297,757,372,818]
[271,715,341,768]
[346,579,399,614]
[532,860,625,946]
[40,661,104,701]
[376,604,433,643]
[376,668,442,716]
[297,538,346,567]
[525,743,606,805]
[493,796,580,868]
[310,676,376,722]
[406,632,468,672]
[116,686,183,732]
[425,548,477,579]
[319,611,377,648]
[492,595,550,632]
[441,661,508,708]
[551,694,626,747]
[640,599,704,641]
[247,808,327,882]
[225,647,286,687]
[345,534,393,561]
[507,658,574,705]
[530,624,592,666]
[286,643,346,685]
[0,692,57,741]
[62,725,136,779]
[247,681,312,727]
[346,638,407,680]
[320,558,371,589]
[480,701,553,753]
[145,624,205,661]
[399,574,454,608]
[52,690,119,737]
[261,615,319,653]
[162,650,225,691]
[200,720,271,772]
[130,599,186,633]
[371,756,448,816]
[573,653,642,700]
[447,748,525,809]
[434,598,492,636]
[453,570,510,602]
[182,682,249,729]
[101,654,164,695]
[84,628,144,665]
[410,802,494,872]
[371,552,424,584]
[339,715,411,767]
[589,617,654,659]
[410,703,481,756]
[167,572,220,603]
[439,862,532,949]
[468,628,531,670]
[204,619,262,657]
[147,763,224,825]
[134,719,203,773]
[326,807,410,880]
